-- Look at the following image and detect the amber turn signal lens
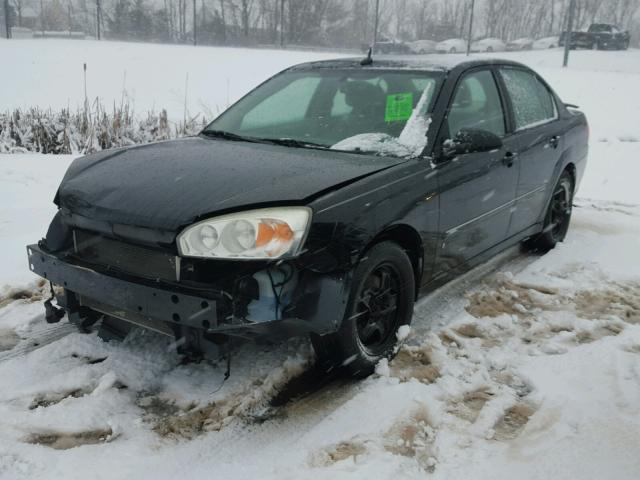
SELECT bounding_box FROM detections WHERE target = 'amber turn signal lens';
[256,221,294,250]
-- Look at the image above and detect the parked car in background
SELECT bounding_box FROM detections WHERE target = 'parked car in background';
[532,36,560,49]
[10,27,35,39]
[471,38,506,52]
[408,39,437,54]
[369,36,412,54]
[436,38,467,53]
[560,23,630,50]
[506,37,534,51]
[29,57,588,377]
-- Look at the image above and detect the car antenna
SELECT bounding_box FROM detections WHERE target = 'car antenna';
[361,47,373,66]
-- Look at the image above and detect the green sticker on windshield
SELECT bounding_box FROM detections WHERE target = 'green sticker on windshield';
[385,93,413,122]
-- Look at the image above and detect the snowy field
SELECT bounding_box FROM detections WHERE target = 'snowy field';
[0,39,342,121]
[0,40,639,480]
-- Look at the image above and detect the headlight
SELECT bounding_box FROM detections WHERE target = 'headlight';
[177,207,312,259]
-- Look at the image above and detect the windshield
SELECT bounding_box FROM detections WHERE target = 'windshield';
[203,69,443,158]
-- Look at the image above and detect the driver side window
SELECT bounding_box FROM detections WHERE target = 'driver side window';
[447,70,505,138]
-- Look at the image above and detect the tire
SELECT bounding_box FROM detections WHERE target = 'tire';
[311,242,415,378]
[523,171,574,252]
[449,47,457,54]
[486,46,494,52]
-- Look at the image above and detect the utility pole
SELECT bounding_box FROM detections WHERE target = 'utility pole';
[372,0,380,51]
[466,0,475,56]
[279,0,284,47]
[563,0,576,67]
[3,0,11,39]
[96,0,101,40]
[192,0,196,45]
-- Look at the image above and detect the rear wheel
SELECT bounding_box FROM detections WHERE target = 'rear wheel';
[311,242,415,378]
[524,171,574,252]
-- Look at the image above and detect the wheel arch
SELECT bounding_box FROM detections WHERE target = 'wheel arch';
[364,224,424,298]
[522,152,576,237]
[538,160,577,226]
[564,162,576,186]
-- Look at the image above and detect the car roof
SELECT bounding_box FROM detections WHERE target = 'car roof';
[288,55,529,73]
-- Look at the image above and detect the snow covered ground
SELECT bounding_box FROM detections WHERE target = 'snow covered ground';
[1,41,639,480]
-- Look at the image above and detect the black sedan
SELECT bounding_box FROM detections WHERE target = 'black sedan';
[28,56,588,376]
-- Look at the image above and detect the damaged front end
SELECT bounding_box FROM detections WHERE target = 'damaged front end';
[28,210,350,359]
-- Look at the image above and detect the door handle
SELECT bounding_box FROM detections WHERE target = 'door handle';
[549,135,560,149]
[502,151,517,168]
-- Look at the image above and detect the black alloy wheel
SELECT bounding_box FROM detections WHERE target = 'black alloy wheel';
[354,263,402,356]
[311,242,415,377]
[548,178,573,242]
[524,171,574,252]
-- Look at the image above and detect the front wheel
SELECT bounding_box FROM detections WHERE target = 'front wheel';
[524,171,574,252]
[311,242,415,377]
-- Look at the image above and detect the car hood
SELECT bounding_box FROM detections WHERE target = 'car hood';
[56,136,406,232]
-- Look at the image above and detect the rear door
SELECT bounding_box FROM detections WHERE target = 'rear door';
[497,67,565,236]
[436,68,519,270]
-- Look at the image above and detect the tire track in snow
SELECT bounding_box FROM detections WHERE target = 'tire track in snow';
[189,247,541,461]
[0,320,75,362]
[0,244,540,470]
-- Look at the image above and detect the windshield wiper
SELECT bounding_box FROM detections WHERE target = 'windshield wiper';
[258,137,330,150]
[201,131,329,151]
[200,130,264,143]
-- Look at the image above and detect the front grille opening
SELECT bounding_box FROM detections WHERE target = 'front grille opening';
[72,230,179,282]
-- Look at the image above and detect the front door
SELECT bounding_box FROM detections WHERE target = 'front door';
[436,69,518,270]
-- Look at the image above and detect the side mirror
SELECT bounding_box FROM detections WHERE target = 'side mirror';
[440,128,503,161]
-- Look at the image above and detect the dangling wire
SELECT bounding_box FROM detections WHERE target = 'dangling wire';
[266,264,294,320]
[48,281,56,301]
[210,340,232,395]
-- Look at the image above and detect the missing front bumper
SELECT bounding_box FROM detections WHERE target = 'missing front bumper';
[26,243,344,338]
[28,243,220,331]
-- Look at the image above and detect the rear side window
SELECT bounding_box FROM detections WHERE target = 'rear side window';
[499,68,557,130]
[447,69,506,137]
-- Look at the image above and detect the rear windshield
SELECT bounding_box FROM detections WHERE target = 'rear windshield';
[204,69,444,158]
[588,24,611,32]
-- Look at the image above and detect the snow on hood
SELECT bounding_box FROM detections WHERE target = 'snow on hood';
[330,82,434,158]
